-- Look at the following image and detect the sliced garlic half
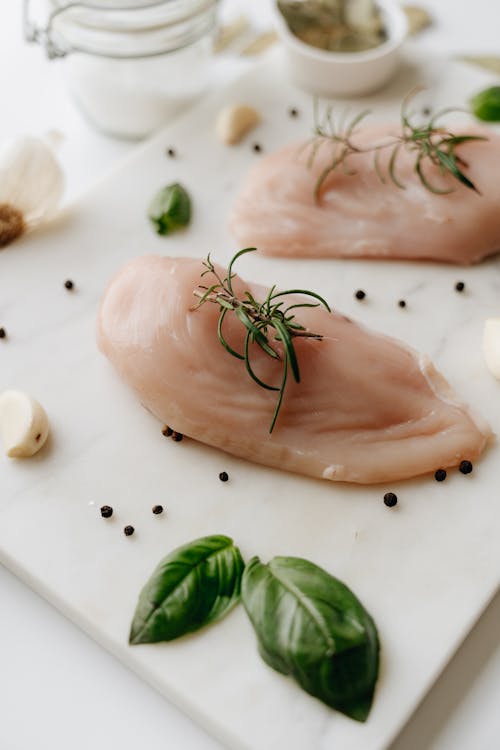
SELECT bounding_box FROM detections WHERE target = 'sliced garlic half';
[0,390,50,457]
[0,135,64,248]
[483,318,500,379]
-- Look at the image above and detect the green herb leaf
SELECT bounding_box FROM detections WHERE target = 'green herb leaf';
[308,93,485,199]
[129,535,244,645]
[277,0,386,53]
[435,149,479,193]
[148,182,191,236]
[470,86,500,122]
[241,556,380,722]
[191,249,329,433]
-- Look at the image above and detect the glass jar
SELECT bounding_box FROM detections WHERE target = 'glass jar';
[24,0,219,139]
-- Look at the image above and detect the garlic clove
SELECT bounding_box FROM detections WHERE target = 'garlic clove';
[483,318,500,379]
[0,390,50,458]
[215,104,261,145]
[0,135,64,235]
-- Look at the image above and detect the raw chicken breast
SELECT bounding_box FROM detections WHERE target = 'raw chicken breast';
[230,125,500,264]
[97,255,490,484]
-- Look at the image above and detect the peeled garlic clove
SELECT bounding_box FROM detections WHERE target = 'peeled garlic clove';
[0,135,64,248]
[215,105,261,145]
[483,318,500,379]
[0,390,49,458]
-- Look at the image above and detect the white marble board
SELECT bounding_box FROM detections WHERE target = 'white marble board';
[1,48,500,750]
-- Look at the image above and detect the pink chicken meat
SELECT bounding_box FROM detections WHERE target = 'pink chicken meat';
[229,124,500,264]
[97,255,490,484]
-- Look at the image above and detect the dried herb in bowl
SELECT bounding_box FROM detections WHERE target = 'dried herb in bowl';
[277,0,386,53]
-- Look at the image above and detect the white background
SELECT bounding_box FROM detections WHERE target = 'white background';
[1,1,500,749]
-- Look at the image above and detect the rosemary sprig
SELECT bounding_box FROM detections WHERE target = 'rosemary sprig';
[191,248,331,433]
[308,90,487,201]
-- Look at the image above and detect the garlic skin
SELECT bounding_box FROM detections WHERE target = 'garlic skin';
[0,135,64,247]
[0,390,50,458]
[483,318,500,380]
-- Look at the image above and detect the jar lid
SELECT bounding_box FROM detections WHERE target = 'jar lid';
[51,0,168,8]
[27,0,218,58]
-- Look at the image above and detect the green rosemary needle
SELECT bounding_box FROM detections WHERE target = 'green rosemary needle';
[308,89,487,202]
[191,248,331,433]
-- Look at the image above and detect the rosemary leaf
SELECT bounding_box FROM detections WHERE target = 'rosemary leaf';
[217,309,244,360]
[269,362,288,435]
[435,150,479,193]
[192,249,330,432]
[244,332,280,391]
[271,289,332,311]
[307,92,486,200]
[388,143,405,189]
[274,317,300,383]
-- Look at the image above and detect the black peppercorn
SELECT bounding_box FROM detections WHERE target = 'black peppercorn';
[0,327,6,338]
[172,431,183,442]
[459,460,473,475]
[434,468,447,482]
[167,147,176,158]
[455,281,465,292]
[252,143,262,153]
[422,107,432,117]
[219,471,229,482]
[100,505,113,518]
[152,505,163,515]
[384,492,398,507]
[398,299,406,308]
[162,425,173,437]
[124,525,135,536]
[289,107,299,118]
[64,279,74,290]
[355,290,366,300]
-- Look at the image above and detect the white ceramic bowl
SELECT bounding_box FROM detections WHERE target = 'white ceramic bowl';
[272,0,408,97]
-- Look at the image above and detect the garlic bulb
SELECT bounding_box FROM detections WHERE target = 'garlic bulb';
[0,135,64,248]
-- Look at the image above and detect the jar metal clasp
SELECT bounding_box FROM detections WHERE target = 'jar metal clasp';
[23,0,188,59]
[23,0,73,58]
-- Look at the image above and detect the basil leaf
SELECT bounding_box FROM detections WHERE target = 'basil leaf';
[241,556,380,722]
[148,182,191,235]
[129,535,244,645]
[470,86,500,122]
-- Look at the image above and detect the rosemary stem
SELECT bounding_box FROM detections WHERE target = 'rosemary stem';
[192,250,330,432]
[309,92,485,198]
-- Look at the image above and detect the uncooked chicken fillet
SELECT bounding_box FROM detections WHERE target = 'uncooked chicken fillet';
[97,255,490,484]
[229,125,500,264]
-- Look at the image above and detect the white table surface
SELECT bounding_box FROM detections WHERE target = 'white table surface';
[1,1,500,749]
